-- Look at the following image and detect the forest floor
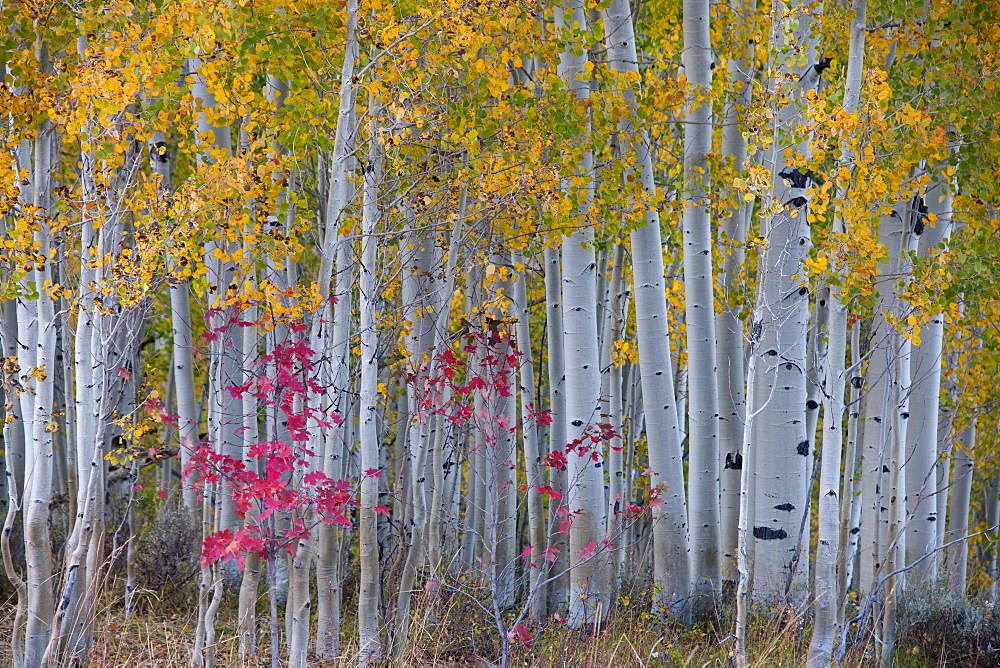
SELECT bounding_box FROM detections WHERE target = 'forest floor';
[0,588,960,666]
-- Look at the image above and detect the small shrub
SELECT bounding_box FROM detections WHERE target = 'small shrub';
[899,585,1000,664]
[134,506,200,610]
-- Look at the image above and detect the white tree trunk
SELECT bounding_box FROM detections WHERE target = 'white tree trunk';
[189,55,238,539]
[681,0,721,611]
[22,84,55,665]
[945,423,974,595]
[357,111,383,666]
[858,204,913,592]
[602,0,690,612]
[808,1,866,660]
[150,128,202,515]
[903,180,953,579]
[838,322,864,631]
[315,21,358,648]
[543,246,569,611]
[513,254,548,619]
[749,1,822,603]
[718,0,755,585]
[392,230,441,653]
[557,0,608,629]
[316,234,353,658]
[598,245,627,594]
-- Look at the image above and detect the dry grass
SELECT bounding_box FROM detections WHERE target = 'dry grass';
[0,585,948,666]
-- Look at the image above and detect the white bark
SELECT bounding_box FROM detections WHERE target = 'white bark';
[747,196,811,604]
[316,235,353,658]
[2,455,27,668]
[735,291,764,668]
[718,0,755,584]
[598,245,626,594]
[603,0,689,611]
[150,128,202,515]
[513,255,547,619]
[903,180,952,578]
[392,231,440,653]
[170,279,200,512]
[558,0,608,628]
[315,37,358,652]
[543,246,569,611]
[681,0,721,610]
[880,328,909,665]
[858,205,913,592]
[357,112,383,666]
[945,423,974,594]
[837,322,864,632]
[189,55,238,538]
[749,0,822,605]
[808,1,866,660]
[935,394,954,568]
[22,89,55,666]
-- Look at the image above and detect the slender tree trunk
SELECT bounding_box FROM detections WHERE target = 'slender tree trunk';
[315,54,358,654]
[717,0,755,586]
[152,128,202,515]
[808,2,866,660]
[316,236,354,658]
[357,110,383,667]
[2,457,27,668]
[23,36,55,661]
[513,255,547,619]
[598,245,626,595]
[602,0,690,612]
[171,278,201,510]
[542,246,568,612]
[837,322,864,636]
[288,531,312,668]
[935,393,954,573]
[944,422,974,595]
[880,330,909,666]
[903,180,953,579]
[681,0,721,613]
[750,0,823,605]
[735,297,764,668]
[858,204,913,593]
[557,0,607,629]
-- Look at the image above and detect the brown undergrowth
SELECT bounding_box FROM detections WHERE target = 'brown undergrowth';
[0,583,961,666]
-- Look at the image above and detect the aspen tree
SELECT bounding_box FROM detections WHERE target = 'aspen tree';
[357,109,384,666]
[808,0,867,660]
[21,33,55,665]
[556,0,610,628]
[837,322,864,632]
[513,254,547,619]
[53,33,102,665]
[903,180,952,579]
[543,245,569,611]
[597,244,626,592]
[748,0,823,606]
[188,54,232,668]
[681,0,721,611]
[315,234,354,657]
[858,204,915,593]
[155,126,201,514]
[945,422,975,594]
[602,0,690,613]
[313,2,358,652]
[718,0,755,585]
[392,232,439,653]
[420,180,466,593]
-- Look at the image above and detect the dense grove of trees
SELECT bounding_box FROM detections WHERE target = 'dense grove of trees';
[1,0,999,666]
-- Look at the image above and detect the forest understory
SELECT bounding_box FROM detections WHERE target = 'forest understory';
[6,578,997,667]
